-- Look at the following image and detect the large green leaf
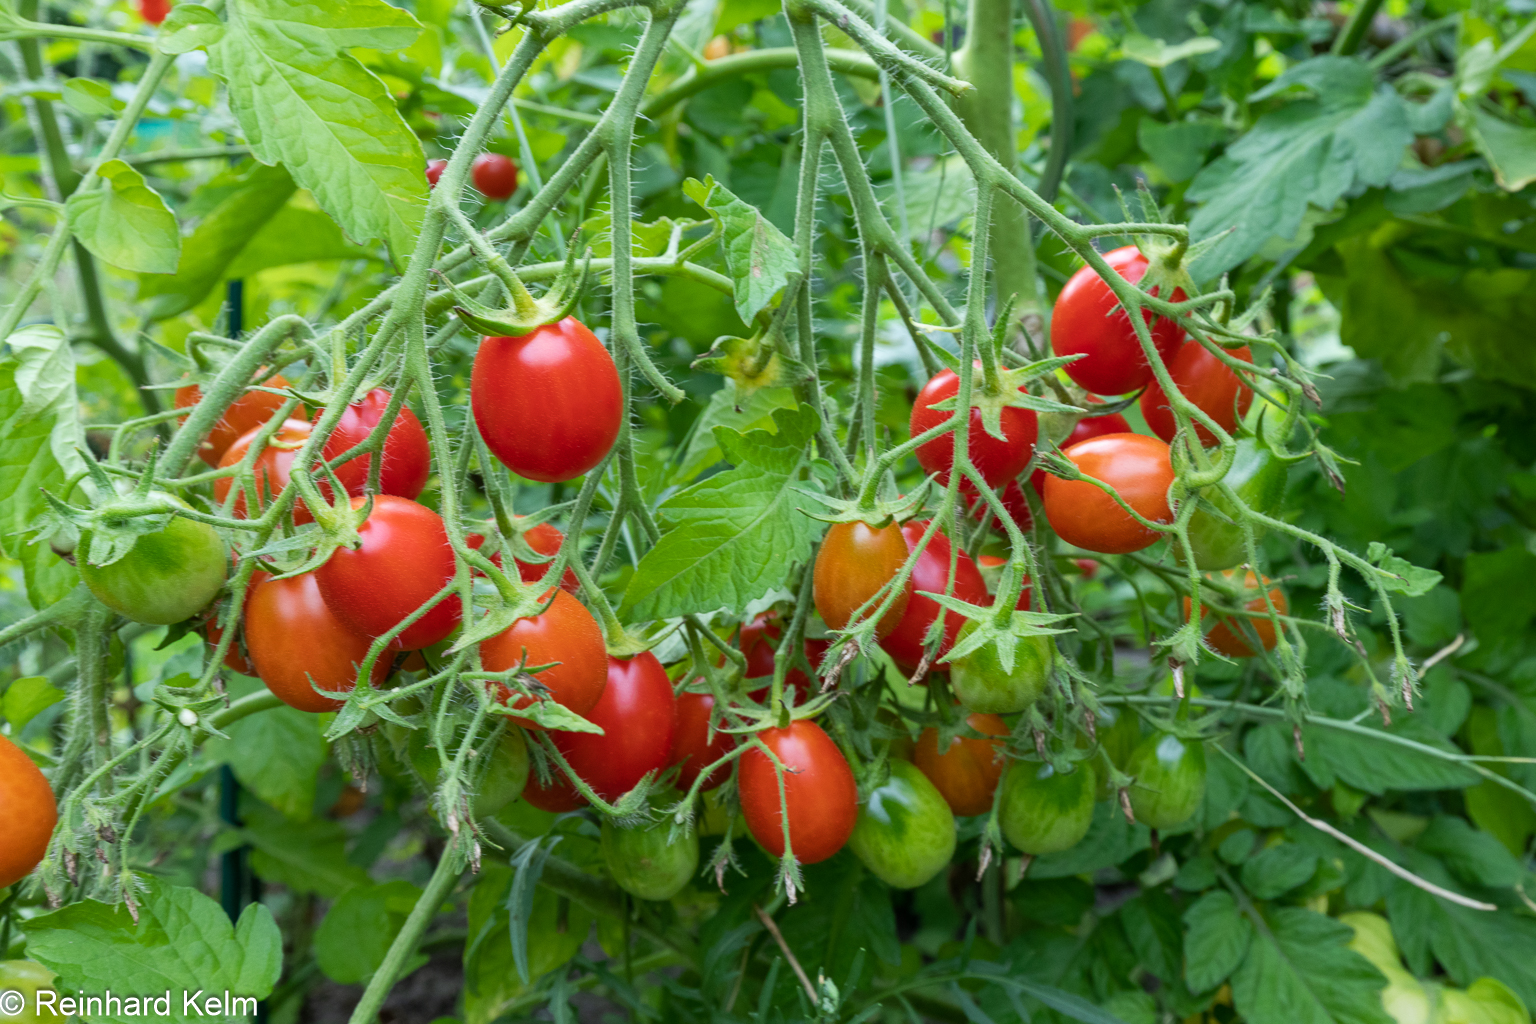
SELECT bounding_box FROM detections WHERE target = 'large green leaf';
[235,803,371,897]
[207,0,427,259]
[313,881,425,984]
[0,325,85,608]
[25,878,282,1021]
[621,405,823,621]
[1464,106,1536,191]
[205,678,327,821]
[1229,906,1393,1024]
[1387,873,1536,1008]
[684,175,800,324]
[64,159,181,273]
[1188,56,1412,275]
[1183,890,1253,994]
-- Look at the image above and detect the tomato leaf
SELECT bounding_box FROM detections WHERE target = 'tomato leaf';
[157,2,225,54]
[2,675,66,731]
[1386,872,1536,1007]
[684,175,800,324]
[1229,906,1394,1024]
[1183,890,1254,993]
[621,405,822,621]
[24,877,283,1009]
[1240,843,1319,899]
[205,678,327,821]
[1365,542,1442,597]
[64,159,180,274]
[313,880,425,985]
[206,0,428,260]
[1187,56,1412,276]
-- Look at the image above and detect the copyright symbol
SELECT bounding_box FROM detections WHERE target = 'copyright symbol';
[0,989,26,1016]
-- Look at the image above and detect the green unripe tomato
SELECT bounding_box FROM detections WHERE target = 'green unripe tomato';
[79,504,226,625]
[849,759,956,889]
[999,760,1096,855]
[1089,706,1142,800]
[1175,438,1285,571]
[949,626,1052,714]
[1125,732,1206,830]
[0,960,56,1023]
[410,728,529,818]
[601,812,698,901]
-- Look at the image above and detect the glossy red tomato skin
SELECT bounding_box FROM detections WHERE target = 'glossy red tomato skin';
[175,373,292,466]
[471,153,519,199]
[244,571,392,712]
[425,159,447,187]
[1042,433,1174,554]
[483,589,609,727]
[813,521,913,639]
[558,653,676,801]
[880,522,989,671]
[1140,344,1254,446]
[738,720,858,865]
[315,496,462,650]
[910,368,1039,488]
[0,734,57,890]
[523,769,586,812]
[214,419,316,524]
[137,0,171,24]
[1050,246,1186,396]
[1184,570,1287,657]
[912,712,1009,817]
[319,389,431,500]
[1030,403,1132,497]
[672,691,734,791]
[467,522,580,593]
[473,318,623,483]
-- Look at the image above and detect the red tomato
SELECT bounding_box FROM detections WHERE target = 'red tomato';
[975,555,1032,610]
[175,373,292,466]
[912,712,1009,816]
[1050,246,1186,395]
[483,589,609,727]
[214,419,316,524]
[471,153,519,200]
[425,159,447,187]
[1184,570,1287,657]
[0,734,57,890]
[1139,344,1254,446]
[318,389,431,500]
[965,479,1034,533]
[813,521,913,639]
[734,612,827,701]
[738,719,857,864]
[473,318,623,483]
[315,496,461,650]
[557,653,676,801]
[244,571,392,712]
[1030,400,1132,496]
[523,769,586,812]
[1042,433,1173,554]
[910,367,1039,487]
[880,522,989,671]
[205,617,253,675]
[137,0,171,24]
[672,690,734,791]
[466,520,579,593]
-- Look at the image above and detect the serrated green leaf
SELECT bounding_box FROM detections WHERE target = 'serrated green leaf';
[674,382,798,483]
[621,405,822,621]
[494,699,604,733]
[158,2,225,54]
[1464,104,1536,191]
[1229,906,1393,1024]
[208,0,427,259]
[1300,718,1479,794]
[1188,56,1412,275]
[64,159,180,273]
[1387,874,1536,1008]
[1184,890,1253,993]
[2,675,65,730]
[237,803,371,897]
[1240,843,1319,899]
[684,175,799,324]
[24,877,283,1014]
[1365,542,1443,596]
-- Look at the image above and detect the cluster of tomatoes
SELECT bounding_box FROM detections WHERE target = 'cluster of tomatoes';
[426,153,520,201]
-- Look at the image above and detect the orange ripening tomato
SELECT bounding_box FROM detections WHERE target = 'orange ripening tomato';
[1184,570,1287,657]
[243,571,392,712]
[483,590,609,728]
[214,419,317,524]
[1030,399,1131,497]
[1140,344,1254,447]
[0,733,57,890]
[1050,246,1185,396]
[175,373,293,466]
[813,521,912,639]
[738,720,858,864]
[912,712,1009,817]
[1041,433,1173,554]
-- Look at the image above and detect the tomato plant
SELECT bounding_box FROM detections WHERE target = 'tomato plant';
[879,520,988,671]
[948,624,1053,714]
[314,496,462,650]
[1185,570,1288,657]
[738,720,857,865]
[998,760,1097,855]
[1140,343,1254,445]
[910,367,1038,487]
[472,317,623,483]
[1125,732,1207,831]
[912,711,1009,816]
[78,504,226,625]
[318,388,431,500]
[1042,433,1174,553]
[213,419,316,523]
[1050,246,1186,396]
